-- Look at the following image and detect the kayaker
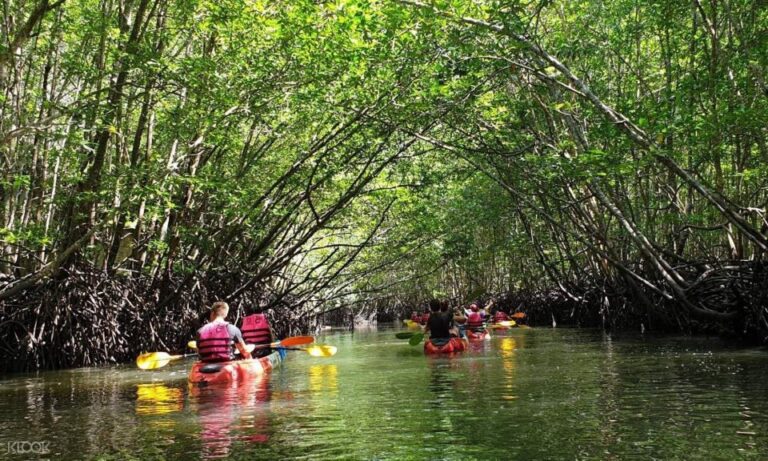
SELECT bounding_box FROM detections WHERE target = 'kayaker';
[441,299,466,337]
[425,299,465,339]
[493,309,509,323]
[466,303,486,333]
[240,307,275,358]
[420,307,430,326]
[410,311,421,324]
[197,301,252,363]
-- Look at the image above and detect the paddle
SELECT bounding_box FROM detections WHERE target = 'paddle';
[394,331,425,345]
[187,335,314,350]
[137,344,259,370]
[496,320,517,327]
[136,352,195,370]
[277,344,338,357]
[408,333,425,346]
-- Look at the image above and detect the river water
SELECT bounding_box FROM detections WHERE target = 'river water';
[1,326,767,460]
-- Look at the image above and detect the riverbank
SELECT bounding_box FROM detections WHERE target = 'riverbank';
[3,259,767,372]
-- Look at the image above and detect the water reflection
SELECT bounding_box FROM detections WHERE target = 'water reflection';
[2,329,768,459]
[499,336,518,401]
[427,361,459,401]
[308,364,338,395]
[135,383,184,417]
[188,373,273,459]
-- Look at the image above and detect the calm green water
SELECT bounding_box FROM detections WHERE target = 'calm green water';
[1,327,767,460]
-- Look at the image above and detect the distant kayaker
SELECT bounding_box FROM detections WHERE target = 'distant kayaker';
[410,311,421,324]
[240,307,275,358]
[421,307,430,326]
[466,303,486,333]
[197,301,252,363]
[493,309,509,323]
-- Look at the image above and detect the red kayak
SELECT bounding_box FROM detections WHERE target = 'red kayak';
[424,337,468,354]
[188,349,285,386]
[466,329,490,341]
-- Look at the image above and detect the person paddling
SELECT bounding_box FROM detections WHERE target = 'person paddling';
[420,307,430,326]
[465,303,486,334]
[424,299,466,342]
[240,307,275,358]
[196,301,252,363]
[493,308,509,323]
[442,299,466,338]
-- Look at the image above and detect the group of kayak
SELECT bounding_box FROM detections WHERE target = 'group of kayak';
[139,298,522,385]
[407,299,528,354]
[137,301,336,387]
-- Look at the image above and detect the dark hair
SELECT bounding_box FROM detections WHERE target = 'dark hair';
[429,299,442,312]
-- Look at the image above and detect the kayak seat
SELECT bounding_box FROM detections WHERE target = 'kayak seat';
[430,338,450,347]
[200,363,224,374]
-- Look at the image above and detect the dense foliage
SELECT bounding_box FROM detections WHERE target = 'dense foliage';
[1,0,767,369]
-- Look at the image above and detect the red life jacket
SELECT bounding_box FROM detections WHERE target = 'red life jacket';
[241,313,271,346]
[197,322,233,363]
[494,311,509,323]
[467,312,484,331]
[421,313,430,325]
[411,313,421,323]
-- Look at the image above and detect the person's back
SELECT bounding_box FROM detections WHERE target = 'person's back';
[241,310,274,358]
[197,301,251,363]
[426,310,452,339]
[197,322,238,363]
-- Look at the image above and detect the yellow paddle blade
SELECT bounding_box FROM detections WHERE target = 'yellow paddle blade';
[136,352,180,370]
[306,345,337,357]
[187,340,197,349]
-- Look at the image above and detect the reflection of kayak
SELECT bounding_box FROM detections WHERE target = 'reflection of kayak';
[190,371,275,458]
[467,329,490,341]
[424,337,468,354]
[188,349,285,386]
[490,324,510,330]
[403,319,420,329]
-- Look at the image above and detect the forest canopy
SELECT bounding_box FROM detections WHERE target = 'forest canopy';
[1,0,767,369]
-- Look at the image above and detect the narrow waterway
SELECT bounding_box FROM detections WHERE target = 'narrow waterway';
[1,326,767,460]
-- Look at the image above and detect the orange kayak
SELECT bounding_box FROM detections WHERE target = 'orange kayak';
[188,349,285,387]
[424,337,468,354]
[466,329,490,341]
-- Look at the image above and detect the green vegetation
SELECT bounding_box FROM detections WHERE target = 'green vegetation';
[1,0,767,369]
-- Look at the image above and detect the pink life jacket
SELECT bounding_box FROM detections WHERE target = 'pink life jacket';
[494,311,509,323]
[241,313,271,346]
[467,312,484,331]
[197,322,234,363]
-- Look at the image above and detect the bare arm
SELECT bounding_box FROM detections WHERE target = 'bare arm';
[236,340,252,359]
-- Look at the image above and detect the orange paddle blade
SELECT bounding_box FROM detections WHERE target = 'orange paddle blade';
[511,312,526,319]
